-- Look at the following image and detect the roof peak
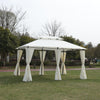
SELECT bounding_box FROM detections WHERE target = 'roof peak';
[38,36,63,40]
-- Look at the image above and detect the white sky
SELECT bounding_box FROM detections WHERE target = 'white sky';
[0,0,100,46]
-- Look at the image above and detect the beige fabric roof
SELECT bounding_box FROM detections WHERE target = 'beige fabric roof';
[17,36,86,51]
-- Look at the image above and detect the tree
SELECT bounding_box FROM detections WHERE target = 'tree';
[62,36,85,60]
[85,42,93,49]
[20,33,34,46]
[63,36,85,46]
[0,27,19,66]
[85,42,94,59]
[94,44,100,58]
[0,6,26,33]
[42,20,66,36]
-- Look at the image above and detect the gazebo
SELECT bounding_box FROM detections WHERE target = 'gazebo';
[14,36,87,82]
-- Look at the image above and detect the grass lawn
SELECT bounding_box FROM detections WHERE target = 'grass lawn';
[0,70,100,100]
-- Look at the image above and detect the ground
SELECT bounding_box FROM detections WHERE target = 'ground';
[0,69,100,100]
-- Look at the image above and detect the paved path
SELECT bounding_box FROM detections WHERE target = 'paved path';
[0,68,100,72]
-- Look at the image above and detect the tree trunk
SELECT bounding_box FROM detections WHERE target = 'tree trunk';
[7,53,10,63]
[0,55,1,60]
[3,57,6,67]
[2,54,6,67]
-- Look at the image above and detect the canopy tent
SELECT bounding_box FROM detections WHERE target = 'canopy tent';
[14,36,87,82]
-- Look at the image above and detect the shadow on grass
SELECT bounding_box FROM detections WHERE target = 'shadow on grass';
[0,74,80,85]
[0,72,99,85]
[0,74,56,85]
[32,75,55,82]
[0,75,23,85]
[86,79,100,82]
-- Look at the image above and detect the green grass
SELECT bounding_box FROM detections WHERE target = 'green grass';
[0,70,100,100]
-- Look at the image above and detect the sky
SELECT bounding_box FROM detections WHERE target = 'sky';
[0,0,100,46]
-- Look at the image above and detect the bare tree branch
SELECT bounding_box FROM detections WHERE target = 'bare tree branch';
[0,6,26,33]
[41,20,66,37]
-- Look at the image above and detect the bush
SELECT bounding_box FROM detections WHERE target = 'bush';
[30,59,40,66]
[5,61,16,66]
[0,61,3,67]
[20,60,26,66]
[65,60,81,66]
